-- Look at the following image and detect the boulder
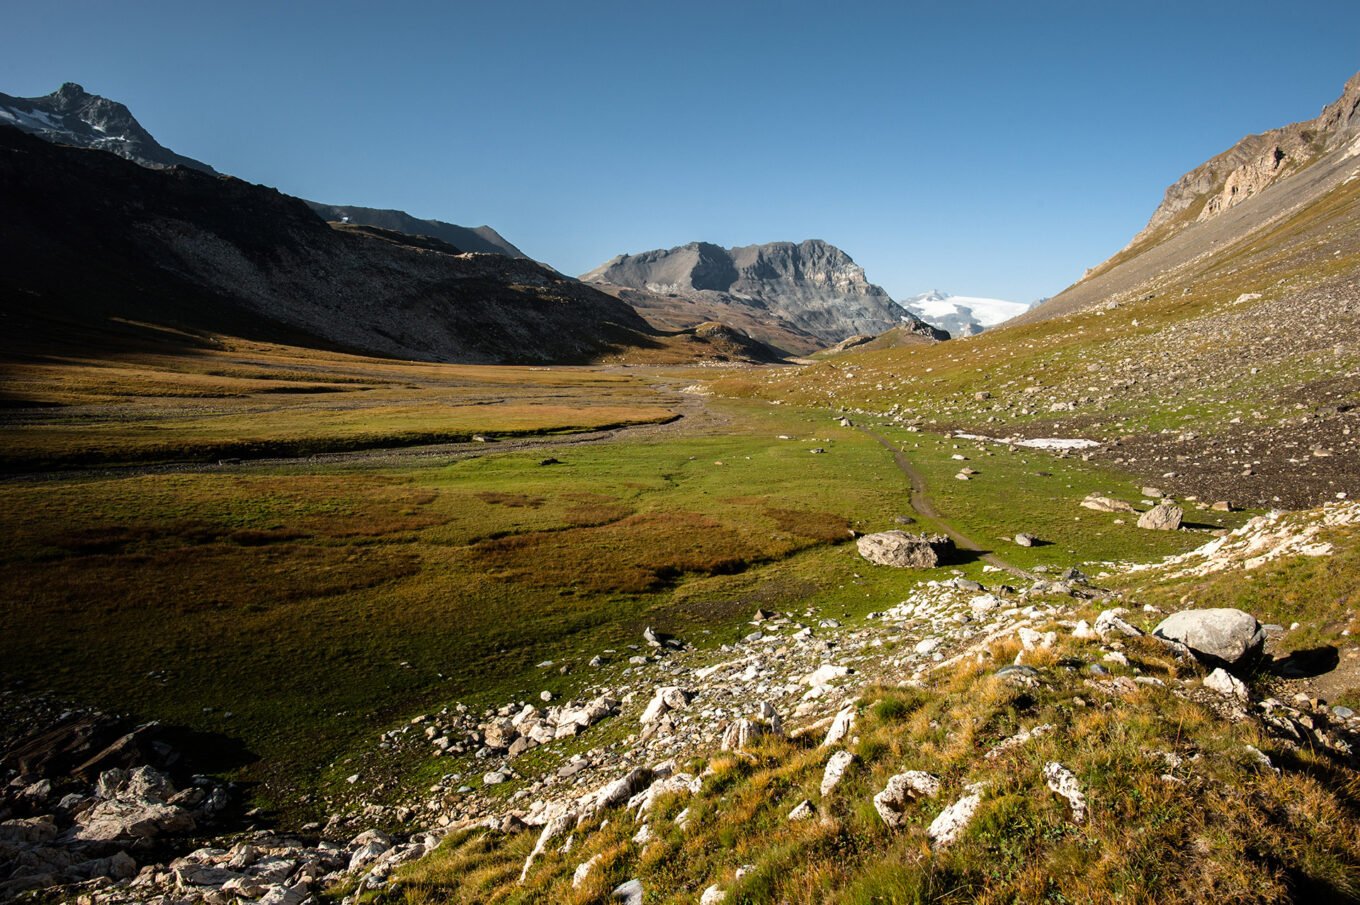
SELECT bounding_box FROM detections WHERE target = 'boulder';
[1153,608,1266,669]
[1014,533,1037,547]
[1137,502,1184,531]
[71,798,194,843]
[873,771,940,828]
[856,531,952,568]
[1081,494,1135,513]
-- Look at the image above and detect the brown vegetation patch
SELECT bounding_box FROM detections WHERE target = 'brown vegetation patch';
[765,507,852,543]
[2,542,420,620]
[468,512,768,594]
[475,491,546,508]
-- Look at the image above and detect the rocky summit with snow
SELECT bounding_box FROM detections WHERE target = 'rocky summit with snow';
[0,83,215,173]
[898,289,1036,336]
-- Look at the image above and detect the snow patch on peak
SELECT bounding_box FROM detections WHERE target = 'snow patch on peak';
[897,290,1034,336]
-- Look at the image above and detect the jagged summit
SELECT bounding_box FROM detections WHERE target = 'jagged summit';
[583,239,945,352]
[0,82,215,172]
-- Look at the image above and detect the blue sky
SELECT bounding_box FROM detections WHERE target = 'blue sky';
[4,1,1357,301]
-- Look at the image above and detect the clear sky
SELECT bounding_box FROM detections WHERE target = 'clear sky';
[3,1,1357,302]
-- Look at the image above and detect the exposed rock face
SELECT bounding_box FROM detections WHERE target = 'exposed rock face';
[582,240,947,352]
[856,531,952,568]
[1153,608,1266,669]
[0,82,215,172]
[1018,71,1360,330]
[1137,73,1360,242]
[1137,502,1184,531]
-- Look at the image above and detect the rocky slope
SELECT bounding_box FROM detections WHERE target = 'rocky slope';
[0,83,214,173]
[583,240,946,354]
[1021,70,1360,326]
[303,203,528,259]
[0,126,658,365]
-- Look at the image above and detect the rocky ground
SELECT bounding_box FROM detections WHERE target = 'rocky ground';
[7,502,1358,904]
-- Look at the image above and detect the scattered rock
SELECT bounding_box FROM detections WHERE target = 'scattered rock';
[1203,667,1249,701]
[1081,494,1136,513]
[822,706,857,747]
[1043,763,1086,822]
[821,750,857,796]
[612,878,645,904]
[927,788,984,848]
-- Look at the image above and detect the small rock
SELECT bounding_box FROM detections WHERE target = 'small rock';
[821,750,856,795]
[612,878,644,904]
[1203,667,1249,701]
[873,771,940,828]
[788,799,815,821]
[1043,762,1086,822]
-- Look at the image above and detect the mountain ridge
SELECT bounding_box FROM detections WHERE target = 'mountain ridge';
[583,239,946,353]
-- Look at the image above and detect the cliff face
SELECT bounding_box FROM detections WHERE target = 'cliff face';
[1016,70,1360,328]
[0,126,654,365]
[583,239,945,353]
[1132,72,1360,246]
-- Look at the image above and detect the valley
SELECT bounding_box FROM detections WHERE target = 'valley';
[2,52,1360,905]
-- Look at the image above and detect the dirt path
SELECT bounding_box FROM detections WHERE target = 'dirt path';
[857,425,1033,579]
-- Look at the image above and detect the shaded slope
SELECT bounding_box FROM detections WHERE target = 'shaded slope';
[0,126,653,365]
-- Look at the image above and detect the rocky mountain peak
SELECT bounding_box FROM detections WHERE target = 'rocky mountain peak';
[0,82,215,173]
[582,239,945,349]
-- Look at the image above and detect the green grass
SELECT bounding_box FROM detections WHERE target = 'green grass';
[0,398,943,820]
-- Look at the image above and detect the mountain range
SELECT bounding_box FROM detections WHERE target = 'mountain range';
[1,82,942,359]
